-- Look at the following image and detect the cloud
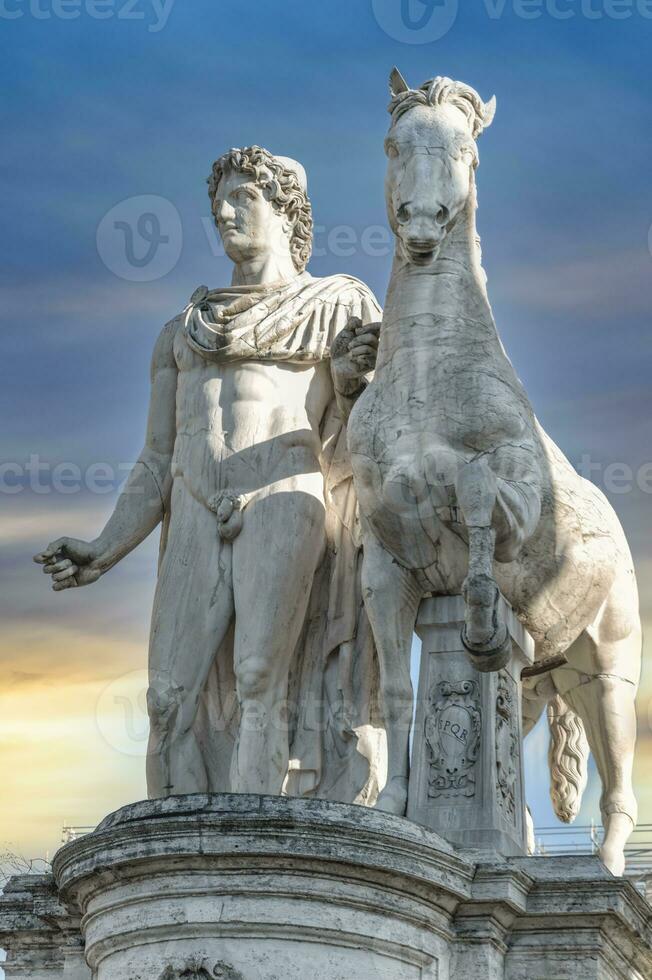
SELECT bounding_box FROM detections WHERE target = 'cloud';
[0,275,185,336]
[0,622,146,686]
[6,670,47,688]
[493,249,652,318]
[0,672,146,864]
[0,502,111,548]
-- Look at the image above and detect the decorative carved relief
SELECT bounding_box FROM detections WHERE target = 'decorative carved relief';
[495,673,519,824]
[159,960,243,980]
[424,680,481,798]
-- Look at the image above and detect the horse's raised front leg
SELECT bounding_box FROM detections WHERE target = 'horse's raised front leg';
[361,528,422,816]
[456,458,513,672]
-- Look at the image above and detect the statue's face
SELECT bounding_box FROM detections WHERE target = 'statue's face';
[212,169,291,265]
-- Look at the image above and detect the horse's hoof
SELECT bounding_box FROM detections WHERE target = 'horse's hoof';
[461,622,512,673]
[375,776,408,816]
[462,573,512,672]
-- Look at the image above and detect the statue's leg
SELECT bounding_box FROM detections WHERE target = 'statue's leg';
[522,669,556,853]
[456,459,540,671]
[361,529,421,816]
[556,572,641,876]
[455,458,510,670]
[146,480,235,798]
[230,489,326,796]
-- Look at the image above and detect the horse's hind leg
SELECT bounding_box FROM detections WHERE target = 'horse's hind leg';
[522,671,556,852]
[554,572,641,876]
[456,458,511,671]
[361,529,422,816]
[561,671,638,876]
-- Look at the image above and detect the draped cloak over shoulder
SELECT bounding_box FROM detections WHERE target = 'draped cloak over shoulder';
[182,271,379,364]
[163,272,387,805]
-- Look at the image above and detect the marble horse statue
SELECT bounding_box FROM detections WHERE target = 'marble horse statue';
[344,70,641,875]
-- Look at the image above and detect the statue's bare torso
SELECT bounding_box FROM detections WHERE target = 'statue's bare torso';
[140,269,380,800]
[172,325,332,506]
[143,303,344,801]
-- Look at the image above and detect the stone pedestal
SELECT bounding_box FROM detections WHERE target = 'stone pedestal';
[1,796,651,979]
[408,594,534,856]
[0,874,89,979]
[52,795,461,979]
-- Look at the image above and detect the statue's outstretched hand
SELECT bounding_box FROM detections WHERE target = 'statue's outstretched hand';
[331,317,381,393]
[33,537,103,591]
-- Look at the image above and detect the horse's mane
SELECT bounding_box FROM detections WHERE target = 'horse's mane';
[388,74,496,140]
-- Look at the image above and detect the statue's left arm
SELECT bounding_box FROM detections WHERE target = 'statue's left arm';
[34,317,178,590]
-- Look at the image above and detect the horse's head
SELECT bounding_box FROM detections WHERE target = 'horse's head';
[385,69,496,265]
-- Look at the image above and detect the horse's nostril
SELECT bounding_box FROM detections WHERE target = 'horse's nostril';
[436,206,450,226]
[397,203,410,225]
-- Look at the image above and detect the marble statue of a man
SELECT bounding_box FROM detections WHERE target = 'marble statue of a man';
[35,146,384,802]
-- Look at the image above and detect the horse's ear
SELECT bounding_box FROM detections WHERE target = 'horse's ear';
[389,67,410,97]
[483,95,497,130]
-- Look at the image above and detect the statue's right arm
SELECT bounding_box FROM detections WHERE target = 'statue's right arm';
[34,319,179,591]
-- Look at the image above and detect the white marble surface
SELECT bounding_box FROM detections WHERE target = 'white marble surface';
[34,146,385,809]
[346,70,642,874]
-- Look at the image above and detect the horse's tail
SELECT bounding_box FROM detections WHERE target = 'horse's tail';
[547,694,589,823]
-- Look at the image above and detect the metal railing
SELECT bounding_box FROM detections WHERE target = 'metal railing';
[534,822,652,894]
[61,825,96,844]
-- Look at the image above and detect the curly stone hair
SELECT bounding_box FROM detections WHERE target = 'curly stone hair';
[207,146,313,272]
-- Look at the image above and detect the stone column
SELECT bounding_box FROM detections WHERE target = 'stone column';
[407,594,534,856]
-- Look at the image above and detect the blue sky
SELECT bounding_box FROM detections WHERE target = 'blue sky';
[1,0,651,878]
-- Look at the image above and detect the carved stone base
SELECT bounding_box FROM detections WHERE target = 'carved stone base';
[0,874,88,979]
[1,796,651,979]
[408,594,534,856]
[52,795,458,979]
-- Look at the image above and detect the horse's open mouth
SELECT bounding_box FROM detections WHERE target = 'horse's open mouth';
[404,242,438,264]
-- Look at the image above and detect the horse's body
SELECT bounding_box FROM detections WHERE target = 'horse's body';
[346,71,641,875]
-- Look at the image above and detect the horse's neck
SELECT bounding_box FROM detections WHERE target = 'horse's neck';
[381,185,499,364]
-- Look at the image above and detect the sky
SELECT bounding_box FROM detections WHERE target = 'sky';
[1,0,651,897]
